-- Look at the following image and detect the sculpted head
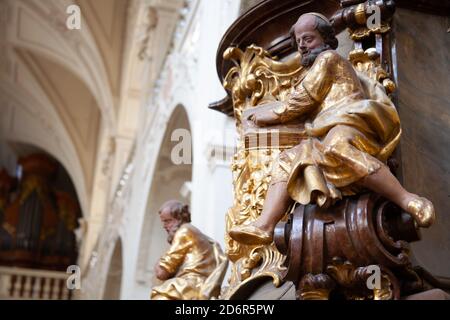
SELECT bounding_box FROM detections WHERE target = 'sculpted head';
[158,200,191,243]
[290,13,338,67]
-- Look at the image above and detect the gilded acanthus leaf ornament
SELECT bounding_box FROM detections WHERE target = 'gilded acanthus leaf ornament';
[223,45,306,128]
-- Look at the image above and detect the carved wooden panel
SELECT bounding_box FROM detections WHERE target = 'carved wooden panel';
[394,8,450,278]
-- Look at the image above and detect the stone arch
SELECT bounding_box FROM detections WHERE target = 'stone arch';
[135,105,193,286]
[102,238,123,300]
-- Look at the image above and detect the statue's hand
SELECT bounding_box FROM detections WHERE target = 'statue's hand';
[248,108,280,127]
[154,262,172,281]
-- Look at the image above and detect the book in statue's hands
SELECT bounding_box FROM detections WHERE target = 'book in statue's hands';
[242,101,306,150]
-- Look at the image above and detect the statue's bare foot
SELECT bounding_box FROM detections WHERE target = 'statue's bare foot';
[229,222,273,245]
[406,196,436,228]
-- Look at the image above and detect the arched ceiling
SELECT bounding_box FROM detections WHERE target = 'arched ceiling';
[77,0,129,102]
[17,49,100,189]
[0,0,131,215]
[0,0,186,223]
[4,0,117,129]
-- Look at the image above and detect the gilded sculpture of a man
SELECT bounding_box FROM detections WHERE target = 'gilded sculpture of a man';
[229,13,435,245]
[151,200,228,300]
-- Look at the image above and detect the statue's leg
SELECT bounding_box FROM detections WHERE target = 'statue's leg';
[322,125,435,228]
[228,181,294,245]
[229,149,295,245]
[253,181,294,232]
[359,164,435,227]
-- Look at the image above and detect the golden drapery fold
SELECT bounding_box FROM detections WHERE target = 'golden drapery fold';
[270,50,401,207]
[151,223,228,300]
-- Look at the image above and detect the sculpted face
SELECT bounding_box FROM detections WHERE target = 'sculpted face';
[159,208,182,243]
[293,14,327,67]
[294,15,325,54]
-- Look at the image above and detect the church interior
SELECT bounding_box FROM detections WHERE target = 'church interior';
[0,0,448,300]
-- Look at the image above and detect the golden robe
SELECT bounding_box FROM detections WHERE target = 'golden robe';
[271,50,401,207]
[151,223,228,300]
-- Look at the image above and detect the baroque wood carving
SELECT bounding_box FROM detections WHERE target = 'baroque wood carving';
[217,0,447,300]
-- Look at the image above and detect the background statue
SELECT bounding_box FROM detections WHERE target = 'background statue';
[151,200,228,300]
[229,13,435,246]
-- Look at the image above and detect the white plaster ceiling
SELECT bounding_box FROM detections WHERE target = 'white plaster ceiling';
[0,0,186,221]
